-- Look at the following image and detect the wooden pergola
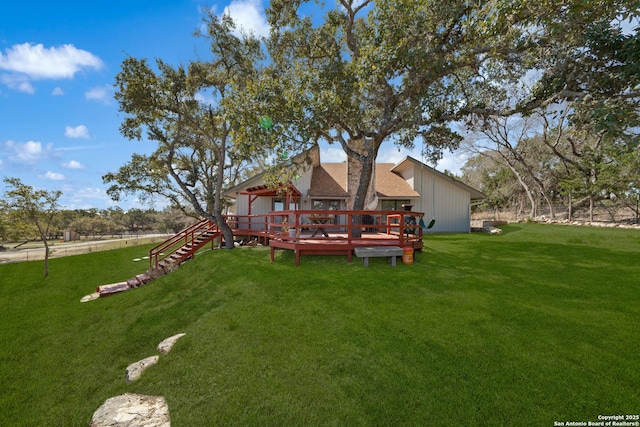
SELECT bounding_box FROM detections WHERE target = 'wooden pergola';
[242,184,301,215]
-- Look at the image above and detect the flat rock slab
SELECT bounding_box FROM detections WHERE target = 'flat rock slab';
[90,393,170,427]
[126,355,159,383]
[157,333,186,354]
[97,282,132,297]
[81,292,100,303]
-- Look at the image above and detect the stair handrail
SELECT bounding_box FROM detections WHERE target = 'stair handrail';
[149,218,218,269]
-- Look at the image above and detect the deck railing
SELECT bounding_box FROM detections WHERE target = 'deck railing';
[148,210,424,268]
[225,210,423,235]
[149,218,218,269]
[260,209,424,245]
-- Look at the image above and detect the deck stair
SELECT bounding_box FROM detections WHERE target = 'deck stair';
[91,219,220,299]
[149,218,220,270]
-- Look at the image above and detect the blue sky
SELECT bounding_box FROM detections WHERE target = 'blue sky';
[0,0,464,210]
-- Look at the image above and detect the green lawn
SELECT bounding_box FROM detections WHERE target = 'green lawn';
[1,224,638,426]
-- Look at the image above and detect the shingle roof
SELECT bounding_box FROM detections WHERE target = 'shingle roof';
[375,163,420,198]
[394,157,486,201]
[308,164,349,197]
[309,163,419,198]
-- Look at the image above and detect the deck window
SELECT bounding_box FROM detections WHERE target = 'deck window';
[381,200,411,210]
[312,199,341,210]
[273,198,297,211]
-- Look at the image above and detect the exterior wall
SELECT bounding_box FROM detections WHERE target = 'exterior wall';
[414,166,471,233]
[232,162,314,217]
[294,166,313,201]
[227,154,475,234]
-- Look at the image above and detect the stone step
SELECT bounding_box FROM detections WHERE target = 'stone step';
[135,273,152,285]
[127,277,141,288]
[97,282,132,297]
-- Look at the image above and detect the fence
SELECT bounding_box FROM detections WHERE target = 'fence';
[0,235,168,264]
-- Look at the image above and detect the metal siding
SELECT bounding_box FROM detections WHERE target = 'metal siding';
[236,195,248,215]
[417,167,471,233]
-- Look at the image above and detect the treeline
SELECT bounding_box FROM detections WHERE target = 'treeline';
[0,207,193,243]
[460,114,640,223]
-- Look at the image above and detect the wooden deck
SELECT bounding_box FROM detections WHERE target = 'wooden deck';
[227,209,424,266]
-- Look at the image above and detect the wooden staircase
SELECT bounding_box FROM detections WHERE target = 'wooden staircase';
[149,218,220,271]
[91,219,220,299]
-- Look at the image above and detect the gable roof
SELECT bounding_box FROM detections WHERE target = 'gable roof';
[392,156,486,201]
[223,149,486,202]
[223,170,268,199]
[375,163,421,198]
[308,164,349,198]
[308,162,420,199]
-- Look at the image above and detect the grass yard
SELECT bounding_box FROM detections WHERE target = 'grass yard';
[0,224,638,426]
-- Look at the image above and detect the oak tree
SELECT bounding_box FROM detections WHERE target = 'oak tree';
[260,0,538,209]
[105,12,264,248]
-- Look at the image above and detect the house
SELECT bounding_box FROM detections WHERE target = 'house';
[223,145,485,233]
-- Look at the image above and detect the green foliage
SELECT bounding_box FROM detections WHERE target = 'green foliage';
[526,0,640,136]
[107,12,266,248]
[462,0,639,217]
[262,0,539,208]
[1,225,639,425]
[1,177,62,276]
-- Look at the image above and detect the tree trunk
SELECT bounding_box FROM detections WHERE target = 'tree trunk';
[214,138,235,249]
[344,150,374,238]
[345,139,377,211]
[43,241,50,277]
[505,162,536,218]
[346,155,372,210]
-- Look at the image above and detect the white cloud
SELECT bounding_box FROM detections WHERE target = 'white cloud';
[1,73,35,93]
[65,125,90,139]
[63,160,85,169]
[377,145,409,165]
[223,0,270,38]
[85,84,113,104]
[378,144,467,176]
[52,87,64,96]
[437,152,467,176]
[619,16,638,36]
[43,171,66,181]
[3,140,53,164]
[320,146,347,163]
[0,43,103,80]
[60,187,114,209]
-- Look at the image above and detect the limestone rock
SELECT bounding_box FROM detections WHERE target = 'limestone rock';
[157,333,186,354]
[483,225,503,235]
[90,393,170,427]
[97,282,132,297]
[81,292,100,303]
[125,355,159,383]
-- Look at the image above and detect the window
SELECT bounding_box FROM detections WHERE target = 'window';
[272,198,296,211]
[312,199,341,210]
[381,200,410,210]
